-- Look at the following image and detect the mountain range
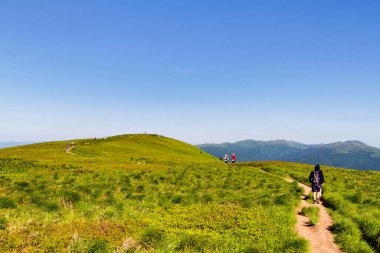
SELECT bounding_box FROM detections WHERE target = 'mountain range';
[197,140,380,171]
[0,141,33,149]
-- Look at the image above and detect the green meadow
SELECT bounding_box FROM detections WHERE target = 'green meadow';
[244,161,380,253]
[0,135,307,252]
[1,134,379,252]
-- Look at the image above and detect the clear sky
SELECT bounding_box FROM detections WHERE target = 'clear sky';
[1,1,380,147]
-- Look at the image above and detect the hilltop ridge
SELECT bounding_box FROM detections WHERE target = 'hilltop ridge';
[0,134,218,170]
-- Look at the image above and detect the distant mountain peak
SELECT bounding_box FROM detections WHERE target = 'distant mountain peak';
[197,139,380,171]
[345,140,366,145]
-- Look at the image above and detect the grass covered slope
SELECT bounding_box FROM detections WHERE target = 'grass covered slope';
[0,134,217,170]
[0,134,308,252]
[244,161,380,253]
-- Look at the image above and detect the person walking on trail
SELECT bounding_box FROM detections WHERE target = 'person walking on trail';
[309,164,325,204]
[231,153,236,165]
[224,154,229,165]
[65,143,70,153]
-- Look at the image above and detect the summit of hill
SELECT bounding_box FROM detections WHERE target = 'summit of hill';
[0,134,217,170]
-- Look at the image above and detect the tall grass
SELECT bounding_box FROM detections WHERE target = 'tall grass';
[244,161,380,253]
[0,135,308,252]
[0,163,307,252]
[301,207,320,226]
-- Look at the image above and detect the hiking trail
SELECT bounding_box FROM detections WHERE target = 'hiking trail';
[283,177,342,253]
[65,143,77,155]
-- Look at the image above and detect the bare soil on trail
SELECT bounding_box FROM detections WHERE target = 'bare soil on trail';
[283,177,342,253]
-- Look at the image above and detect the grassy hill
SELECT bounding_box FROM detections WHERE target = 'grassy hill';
[0,134,379,252]
[242,161,380,253]
[0,134,308,252]
[0,134,217,170]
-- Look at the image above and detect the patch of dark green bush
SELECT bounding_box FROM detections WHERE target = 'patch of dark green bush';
[126,193,145,201]
[0,197,17,209]
[281,237,309,252]
[104,195,116,206]
[114,202,124,212]
[348,192,364,204]
[37,183,47,191]
[62,190,81,203]
[41,201,60,212]
[0,216,7,229]
[274,195,288,206]
[76,185,92,195]
[136,185,144,193]
[140,227,166,248]
[175,233,208,251]
[132,173,142,180]
[171,194,184,204]
[30,194,43,205]
[201,194,213,203]
[87,238,110,253]
[91,189,102,199]
[240,196,252,208]
[238,245,262,253]
[290,181,303,195]
[15,181,30,191]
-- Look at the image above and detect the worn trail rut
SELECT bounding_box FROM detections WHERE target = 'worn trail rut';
[284,177,342,253]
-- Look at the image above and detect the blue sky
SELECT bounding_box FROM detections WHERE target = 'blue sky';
[1,1,380,147]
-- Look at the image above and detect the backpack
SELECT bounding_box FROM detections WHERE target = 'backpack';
[313,171,320,184]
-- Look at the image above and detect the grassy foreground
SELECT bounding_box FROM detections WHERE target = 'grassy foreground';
[0,135,307,252]
[244,161,380,253]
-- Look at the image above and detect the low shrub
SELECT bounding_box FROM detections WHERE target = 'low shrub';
[0,216,7,229]
[175,233,208,252]
[87,238,110,253]
[239,196,253,208]
[140,227,165,248]
[201,194,213,203]
[0,197,17,209]
[41,201,60,212]
[136,185,144,193]
[274,195,287,206]
[15,181,30,190]
[238,245,262,253]
[171,194,184,204]
[62,190,81,203]
[281,237,309,252]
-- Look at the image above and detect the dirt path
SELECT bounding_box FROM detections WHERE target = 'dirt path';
[65,144,77,155]
[283,177,341,253]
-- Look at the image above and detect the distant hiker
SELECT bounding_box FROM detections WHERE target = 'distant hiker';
[309,164,325,204]
[224,154,229,165]
[65,143,70,153]
[231,153,236,165]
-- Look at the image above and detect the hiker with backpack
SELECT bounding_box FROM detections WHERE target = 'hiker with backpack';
[224,154,229,165]
[231,153,236,165]
[309,164,325,204]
